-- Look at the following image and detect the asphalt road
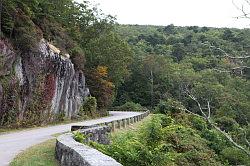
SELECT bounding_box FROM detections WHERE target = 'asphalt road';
[0,111,143,166]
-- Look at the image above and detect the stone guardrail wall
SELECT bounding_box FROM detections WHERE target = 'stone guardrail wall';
[107,108,149,112]
[71,110,150,132]
[56,110,150,166]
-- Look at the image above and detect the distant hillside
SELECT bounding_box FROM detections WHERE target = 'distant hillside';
[116,24,250,60]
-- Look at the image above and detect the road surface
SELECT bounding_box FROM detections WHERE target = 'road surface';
[0,111,143,166]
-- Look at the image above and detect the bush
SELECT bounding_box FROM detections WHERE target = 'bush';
[154,99,183,115]
[117,102,145,111]
[73,131,86,143]
[191,116,207,131]
[221,147,250,165]
[215,116,239,132]
[92,115,169,166]
[154,100,169,114]
[12,9,40,53]
[201,129,228,154]
[79,97,97,117]
[92,114,224,166]
[139,115,163,147]
[157,114,174,127]
[70,46,85,71]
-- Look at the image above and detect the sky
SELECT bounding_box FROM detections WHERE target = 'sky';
[77,0,250,28]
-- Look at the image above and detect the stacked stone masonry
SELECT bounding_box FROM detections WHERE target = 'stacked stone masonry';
[56,110,150,166]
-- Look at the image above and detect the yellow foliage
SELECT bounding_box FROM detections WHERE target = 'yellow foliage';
[97,66,108,77]
[106,80,115,88]
[100,79,115,88]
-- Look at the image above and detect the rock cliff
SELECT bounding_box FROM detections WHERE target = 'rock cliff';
[0,39,89,126]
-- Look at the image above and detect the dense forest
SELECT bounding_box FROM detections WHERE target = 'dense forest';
[106,24,250,165]
[0,0,250,165]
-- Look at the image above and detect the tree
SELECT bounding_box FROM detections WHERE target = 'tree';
[171,43,186,62]
[203,42,250,77]
[86,66,115,109]
[85,32,132,87]
[180,87,250,156]
[233,0,250,20]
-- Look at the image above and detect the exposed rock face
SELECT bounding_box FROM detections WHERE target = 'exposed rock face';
[0,39,89,126]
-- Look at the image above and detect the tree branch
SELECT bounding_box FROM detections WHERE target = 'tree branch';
[209,45,250,59]
[243,129,250,147]
[183,89,250,156]
[184,88,209,119]
[232,66,250,70]
[212,68,231,73]
[233,0,250,19]
[207,101,211,119]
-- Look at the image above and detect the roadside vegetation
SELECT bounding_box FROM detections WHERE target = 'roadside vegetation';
[10,139,58,166]
[92,111,250,166]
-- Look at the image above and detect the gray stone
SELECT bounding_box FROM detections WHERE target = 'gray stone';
[78,126,111,145]
[0,39,89,123]
[55,133,122,166]
[55,111,151,166]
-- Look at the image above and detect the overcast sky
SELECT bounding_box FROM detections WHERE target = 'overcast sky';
[77,0,250,28]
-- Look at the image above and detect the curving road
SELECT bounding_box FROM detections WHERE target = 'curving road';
[0,111,143,166]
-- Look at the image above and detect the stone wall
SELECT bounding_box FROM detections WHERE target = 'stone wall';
[71,110,150,132]
[55,133,122,166]
[55,110,150,166]
[78,126,111,145]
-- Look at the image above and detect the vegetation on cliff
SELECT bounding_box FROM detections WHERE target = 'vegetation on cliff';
[0,0,132,127]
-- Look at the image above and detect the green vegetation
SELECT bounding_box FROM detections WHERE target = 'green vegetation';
[1,0,250,165]
[73,131,86,143]
[0,0,132,127]
[106,24,250,165]
[115,101,145,111]
[115,25,250,109]
[92,112,250,166]
[79,96,98,117]
[88,24,250,165]
[10,139,58,166]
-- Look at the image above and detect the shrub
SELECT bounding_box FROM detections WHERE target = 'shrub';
[79,97,97,117]
[221,147,250,165]
[12,10,40,53]
[154,100,169,114]
[191,116,207,131]
[70,46,85,71]
[117,101,145,111]
[158,114,174,127]
[92,115,169,166]
[155,99,183,115]
[201,129,228,154]
[139,115,163,147]
[73,131,86,143]
[215,116,239,132]
[92,114,223,166]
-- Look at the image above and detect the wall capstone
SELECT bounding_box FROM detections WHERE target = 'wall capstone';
[56,110,150,166]
[55,133,122,166]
